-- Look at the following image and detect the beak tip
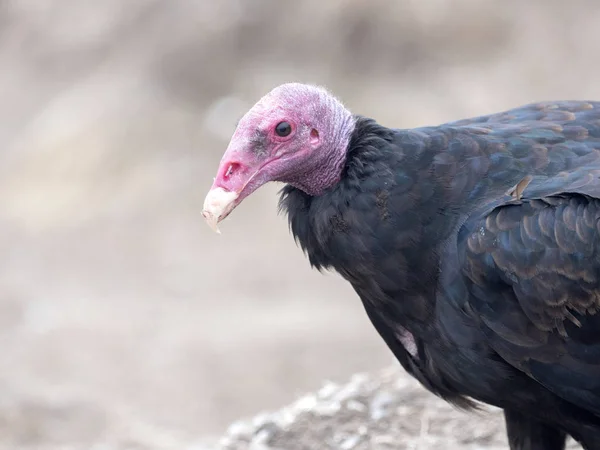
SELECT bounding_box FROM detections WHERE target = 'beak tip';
[202,187,239,235]
[202,210,221,234]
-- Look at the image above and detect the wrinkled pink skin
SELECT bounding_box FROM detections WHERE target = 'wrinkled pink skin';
[203,83,356,228]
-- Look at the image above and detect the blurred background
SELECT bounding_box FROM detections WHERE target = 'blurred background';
[1,0,599,448]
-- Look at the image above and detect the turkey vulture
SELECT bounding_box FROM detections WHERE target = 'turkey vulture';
[202,83,600,449]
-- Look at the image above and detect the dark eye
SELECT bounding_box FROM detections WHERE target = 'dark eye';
[275,121,292,137]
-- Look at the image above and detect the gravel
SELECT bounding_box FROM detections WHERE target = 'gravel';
[215,366,583,450]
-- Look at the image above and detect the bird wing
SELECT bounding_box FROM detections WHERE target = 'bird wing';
[437,101,600,416]
[461,182,600,416]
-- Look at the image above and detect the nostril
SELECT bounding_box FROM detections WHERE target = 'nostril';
[224,162,241,179]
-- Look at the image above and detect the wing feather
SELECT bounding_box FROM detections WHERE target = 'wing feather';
[462,194,600,415]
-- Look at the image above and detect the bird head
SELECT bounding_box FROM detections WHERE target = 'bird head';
[202,83,355,233]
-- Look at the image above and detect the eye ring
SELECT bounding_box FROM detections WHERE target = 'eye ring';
[275,121,292,137]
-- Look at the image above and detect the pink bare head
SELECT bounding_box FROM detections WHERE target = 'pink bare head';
[202,83,355,232]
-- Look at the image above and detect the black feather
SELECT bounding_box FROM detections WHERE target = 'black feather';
[279,102,600,447]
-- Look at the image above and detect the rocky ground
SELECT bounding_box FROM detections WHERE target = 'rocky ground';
[218,367,509,450]
[216,367,583,450]
[0,1,598,449]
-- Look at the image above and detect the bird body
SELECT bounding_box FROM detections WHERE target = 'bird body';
[203,84,600,449]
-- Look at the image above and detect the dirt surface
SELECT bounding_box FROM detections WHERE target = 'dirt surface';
[217,367,582,450]
[0,1,598,448]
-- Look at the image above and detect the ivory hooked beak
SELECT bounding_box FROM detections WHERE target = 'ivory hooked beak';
[201,187,240,234]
